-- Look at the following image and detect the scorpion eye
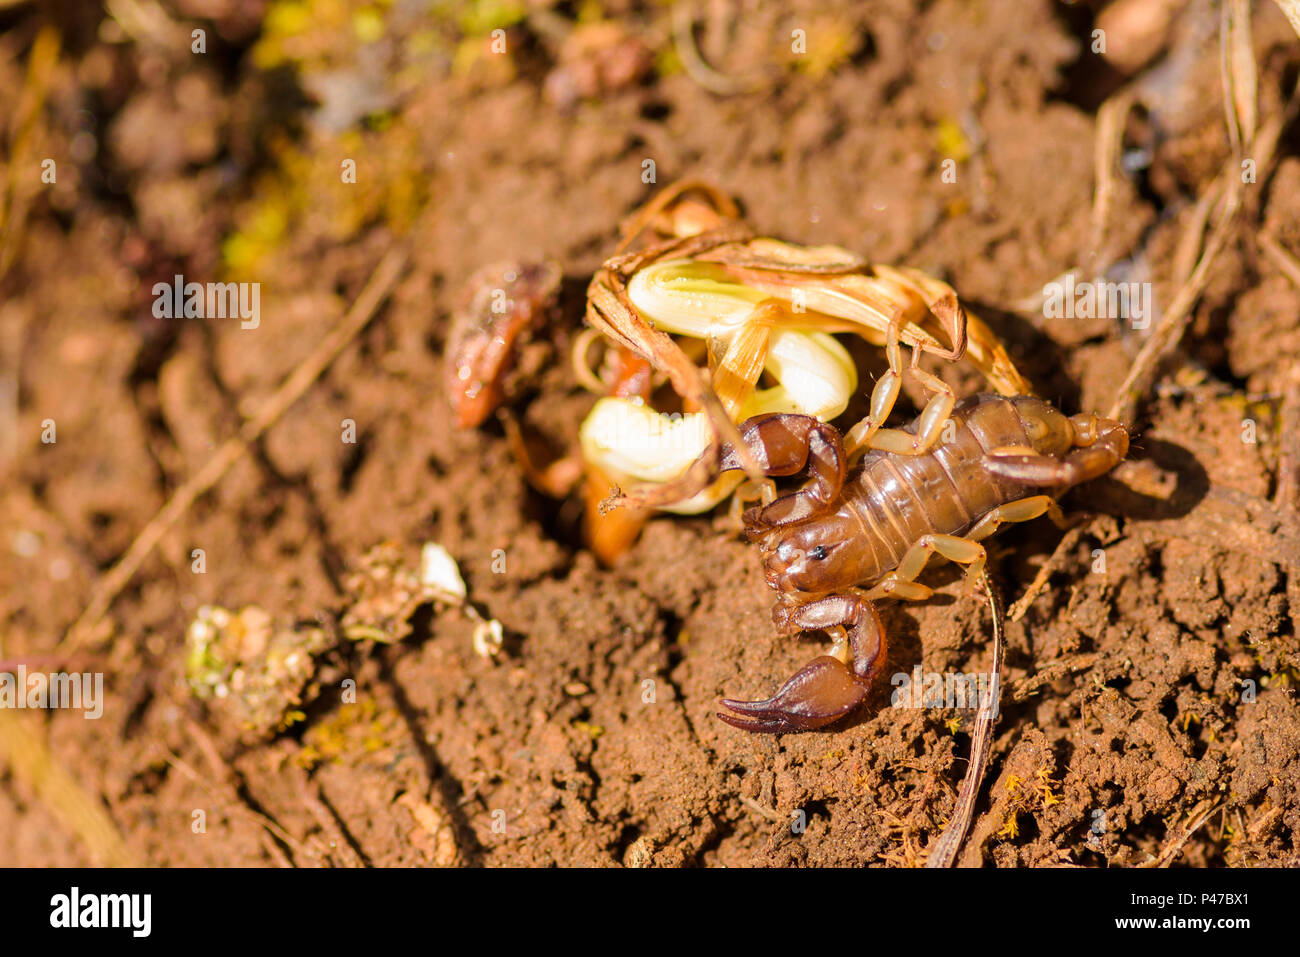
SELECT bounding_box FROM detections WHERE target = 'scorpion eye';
[809,545,829,561]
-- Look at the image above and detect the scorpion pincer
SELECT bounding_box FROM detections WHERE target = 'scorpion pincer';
[710,392,1129,734]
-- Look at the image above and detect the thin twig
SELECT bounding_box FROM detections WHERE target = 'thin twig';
[1009,523,1088,622]
[1107,80,1300,425]
[925,568,1004,868]
[0,26,59,283]
[1008,652,1101,701]
[671,0,761,96]
[300,784,367,867]
[1106,210,1234,424]
[1257,232,1300,518]
[163,748,301,867]
[739,795,785,823]
[59,246,409,652]
[1140,799,1220,868]
[1275,366,1300,520]
[1259,230,1300,289]
[1090,89,1135,263]
[1222,0,1257,154]
[0,711,137,866]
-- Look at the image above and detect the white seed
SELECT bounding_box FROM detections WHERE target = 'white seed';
[419,543,467,601]
[472,618,503,658]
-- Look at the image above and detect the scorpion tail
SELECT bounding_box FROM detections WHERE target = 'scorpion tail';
[985,414,1129,489]
[717,656,871,734]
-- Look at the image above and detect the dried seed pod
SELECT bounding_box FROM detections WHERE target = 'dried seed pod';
[446,261,562,428]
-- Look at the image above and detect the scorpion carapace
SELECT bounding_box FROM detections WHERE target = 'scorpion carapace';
[712,393,1129,734]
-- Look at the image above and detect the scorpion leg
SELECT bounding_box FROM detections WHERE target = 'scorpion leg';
[718,595,886,733]
[862,533,987,602]
[715,413,848,534]
[726,477,777,528]
[864,497,1072,604]
[967,495,1068,538]
[845,313,955,460]
[844,313,904,456]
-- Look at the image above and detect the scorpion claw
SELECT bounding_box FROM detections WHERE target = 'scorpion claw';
[718,655,871,733]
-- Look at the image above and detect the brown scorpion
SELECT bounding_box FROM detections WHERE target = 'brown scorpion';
[706,392,1129,734]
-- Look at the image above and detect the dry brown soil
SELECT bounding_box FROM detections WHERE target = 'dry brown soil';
[1,0,1299,866]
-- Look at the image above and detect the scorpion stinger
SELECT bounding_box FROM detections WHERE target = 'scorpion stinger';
[982,402,1130,488]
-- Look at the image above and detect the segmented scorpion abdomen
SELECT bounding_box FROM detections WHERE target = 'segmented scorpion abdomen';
[840,394,1065,583]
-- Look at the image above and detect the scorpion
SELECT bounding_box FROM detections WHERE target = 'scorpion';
[701,392,1129,734]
